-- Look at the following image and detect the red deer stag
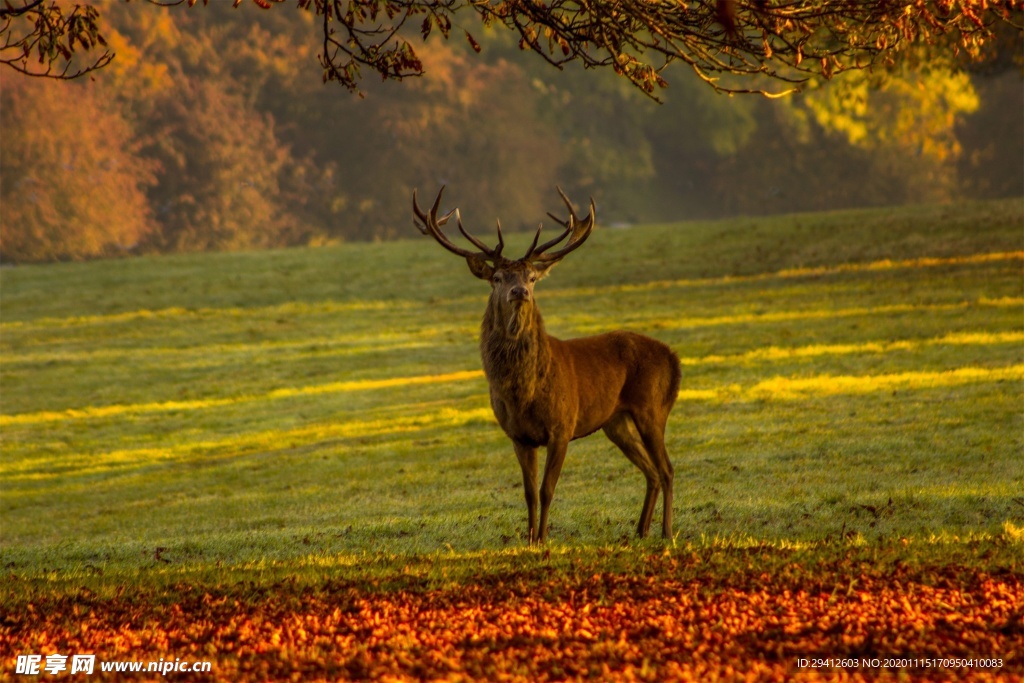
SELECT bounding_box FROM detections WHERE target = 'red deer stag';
[413,187,681,543]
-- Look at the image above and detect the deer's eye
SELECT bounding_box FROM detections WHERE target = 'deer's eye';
[492,273,502,283]
[528,275,537,283]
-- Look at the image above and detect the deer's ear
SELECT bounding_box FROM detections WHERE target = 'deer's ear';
[466,254,494,281]
[533,260,558,280]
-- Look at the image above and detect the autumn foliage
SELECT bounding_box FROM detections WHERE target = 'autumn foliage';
[0,3,1021,262]
[3,1,1020,97]
[0,77,155,262]
[3,553,1021,681]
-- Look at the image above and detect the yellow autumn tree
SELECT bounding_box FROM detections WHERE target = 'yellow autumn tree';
[801,64,981,203]
[0,78,156,262]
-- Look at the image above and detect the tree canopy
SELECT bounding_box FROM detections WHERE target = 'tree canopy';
[0,2,1021,262]
[2,0,1021,96]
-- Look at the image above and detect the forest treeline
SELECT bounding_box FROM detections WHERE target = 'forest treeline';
[0,3,1021,263]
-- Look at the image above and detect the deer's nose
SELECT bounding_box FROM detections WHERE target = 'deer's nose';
[508,286,530,302]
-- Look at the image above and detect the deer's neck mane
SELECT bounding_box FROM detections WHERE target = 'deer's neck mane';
[480,298,551,404]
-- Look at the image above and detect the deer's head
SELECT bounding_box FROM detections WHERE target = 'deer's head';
[413,187,595,323]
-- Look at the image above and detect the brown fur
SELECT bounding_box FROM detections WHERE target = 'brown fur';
[479,260,680,543]
[414,187,681,543]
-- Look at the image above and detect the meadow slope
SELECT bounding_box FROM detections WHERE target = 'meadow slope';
[1,199,1022,680]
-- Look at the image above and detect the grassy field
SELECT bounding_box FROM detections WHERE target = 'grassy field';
[1,198,1022,679]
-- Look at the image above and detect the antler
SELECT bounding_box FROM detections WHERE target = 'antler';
[413,186,504,260]
[525,186,596,263]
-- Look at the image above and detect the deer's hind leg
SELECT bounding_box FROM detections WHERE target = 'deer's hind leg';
[603,412,660,538]
[632,415,675,539]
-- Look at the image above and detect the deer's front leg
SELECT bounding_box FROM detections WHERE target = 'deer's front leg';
[513,442,539,544]
[538,436,569,543]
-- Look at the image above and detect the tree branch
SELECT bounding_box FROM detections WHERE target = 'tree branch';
[1,0,1020,93]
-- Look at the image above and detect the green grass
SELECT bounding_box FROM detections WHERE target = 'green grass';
[1,198,1022,598]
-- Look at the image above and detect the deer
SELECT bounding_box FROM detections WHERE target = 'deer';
[413,187,681,544]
